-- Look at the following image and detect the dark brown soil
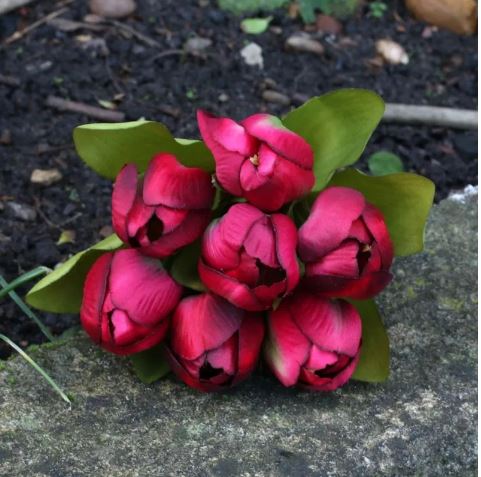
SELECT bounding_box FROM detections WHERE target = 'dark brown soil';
[0,0,477,357]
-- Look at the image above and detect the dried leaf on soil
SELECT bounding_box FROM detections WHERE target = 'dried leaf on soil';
[405,0,477,35]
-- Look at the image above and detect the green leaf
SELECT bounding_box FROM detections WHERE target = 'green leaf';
[26,234,123,313]
[218,0,288,15]
[368,150,404,176]
[350,299,389,382]
[73,121,215,180]
[130,345,170,384]
[328,168,435,256]
[283,89,385,191]
[170,241,205,292]
[240,16,272,34]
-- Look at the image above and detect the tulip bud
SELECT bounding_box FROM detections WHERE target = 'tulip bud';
[298,186,394,300]
[198,203,300,311]
[197,110,314,212]
[166,293,265,392]
[80,249,182,355]
[264,290,362,391]
[112,153,214,259]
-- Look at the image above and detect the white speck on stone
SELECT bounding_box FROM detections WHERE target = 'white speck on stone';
[240,42,263,69]
[448,185,478,204]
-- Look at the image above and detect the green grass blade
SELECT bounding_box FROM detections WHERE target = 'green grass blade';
[0,275,55,342]
[0,266,51,300]
[0,334,71,404]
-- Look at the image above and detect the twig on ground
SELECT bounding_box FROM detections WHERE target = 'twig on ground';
[45,95,126,122]
[0,0,34,16]
[149,49,184,64]
[0,74,20,87]
[109,19,161,48]
[3,6,69,44]
[383,104,477,130]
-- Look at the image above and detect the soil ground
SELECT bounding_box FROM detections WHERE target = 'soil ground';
[0,0,477,357]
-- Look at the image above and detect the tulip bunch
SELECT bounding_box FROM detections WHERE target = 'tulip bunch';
[80,110,395,392]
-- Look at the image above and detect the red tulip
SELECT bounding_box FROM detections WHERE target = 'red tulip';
[80,249,182,355]
[298,186,394,299]
[166,293,265,392]
[112,153,214,259]
[198,203,300,311]
[264,290,362,391]
[197,110,314,212]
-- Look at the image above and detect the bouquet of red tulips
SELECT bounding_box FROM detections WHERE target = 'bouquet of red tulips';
[27,89,435,392]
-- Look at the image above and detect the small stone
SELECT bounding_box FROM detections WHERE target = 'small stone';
[240,42,264,68]
[375,39,409,65]
[316,14,342,35]
[30,169,63,186]
[89,0,136,19]
[285,33,324,56]
[83,14,104,24]
[99,225,114,238]
[184,36,212,55]
[7,202,37,221]
[218,93,229,103]
[262,90,291,106]
[0,129,12,145]
[270,26,282,35]
[261,78,277,90]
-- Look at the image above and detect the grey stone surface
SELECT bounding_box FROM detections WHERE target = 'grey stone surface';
[0,194,477,477]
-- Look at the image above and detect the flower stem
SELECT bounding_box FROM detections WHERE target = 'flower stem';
[0,334,71,404]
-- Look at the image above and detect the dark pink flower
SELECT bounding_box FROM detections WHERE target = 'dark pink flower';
[80,249,182,355]
[264,290,362,391]
[112,153,214,259]
[198,203,300,311]
[197,110,314,211]
[166,293,264,392]
[298,186,394,300]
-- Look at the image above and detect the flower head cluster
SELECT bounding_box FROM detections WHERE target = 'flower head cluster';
[80,111,393,392]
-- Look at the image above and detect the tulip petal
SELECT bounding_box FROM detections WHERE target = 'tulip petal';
[243,178,288,212]
[299,349,361,391]
[271,213,300,293]
[298,187,366,261]
[348,217,372,243]
[198,261,265,311]
[241,113,313,168]
[171,294,242,360]
[253,280,286,307]
[201,204,264,269]
[225,251,259,286]
[80,252,113,344]
[362,203,394,268]
[307,240,360,278]
[243,216,278,268]
[304,345,339,370]
[239,158,271,192]
[140,210,210,259]
[288,292,362,357]
[155,206,189,234]
[264,303,310,387]
[126,195,155,242]
[304,270,393,300]
[109,249,182,327]
[112,164,138,243]
[206,334,238,377]
[165,347,215,392]
[234,313,265,384]
[143,153,214,209]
